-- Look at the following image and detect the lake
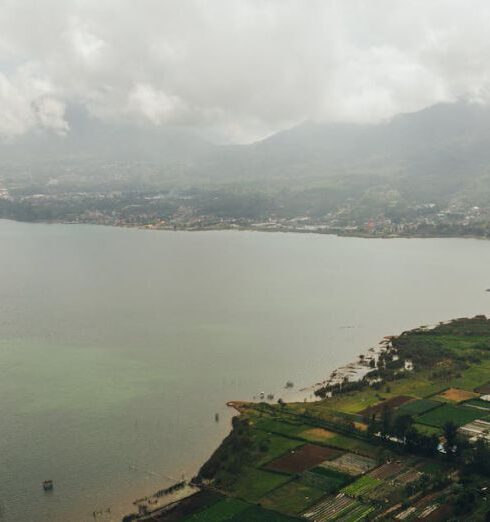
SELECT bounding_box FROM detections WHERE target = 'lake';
[0,220,489,521]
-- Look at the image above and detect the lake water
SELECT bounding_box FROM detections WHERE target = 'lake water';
[1,220,489,521]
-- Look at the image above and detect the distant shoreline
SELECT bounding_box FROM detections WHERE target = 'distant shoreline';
[2,216,490,241]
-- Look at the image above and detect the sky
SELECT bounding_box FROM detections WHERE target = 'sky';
[1,0,490,143]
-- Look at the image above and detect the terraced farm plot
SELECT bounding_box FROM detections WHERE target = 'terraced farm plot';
[417,403,486,428]
[462,398,490,412]
[436,388,479,403]
[303,467,352,493]
[321,453,377,476]
[394,468,422,485]
[368,461,404,480]
[358,395,414,418]
[341,476,382,497]
[336,503,375,521]
[302,494,366,522]
[259,479,326,515]
[398,399,441,416]
[266,444,341,474]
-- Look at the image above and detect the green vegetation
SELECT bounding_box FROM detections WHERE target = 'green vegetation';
[226,468,290,502]
[303,467,352,492]
[341,476,383,497]
[147,317,490,522]
[398,399,442,415]
[259,479,325,515]
[184,498,250,521]
[417,403,486,428]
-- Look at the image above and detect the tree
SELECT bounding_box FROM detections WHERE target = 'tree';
[381,404,393,437]
[393,414,413,441]
[443,421,458,458]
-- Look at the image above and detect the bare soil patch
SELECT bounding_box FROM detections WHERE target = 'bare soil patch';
[266,444,341,474]
[299,428,336,441]
[437,387,479,402]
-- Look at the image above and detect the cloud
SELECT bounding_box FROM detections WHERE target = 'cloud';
[0,0,490,142]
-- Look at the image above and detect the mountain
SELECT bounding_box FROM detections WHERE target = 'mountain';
[3,100,490,202]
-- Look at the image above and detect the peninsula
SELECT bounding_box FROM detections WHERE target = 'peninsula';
[125,315,490,521]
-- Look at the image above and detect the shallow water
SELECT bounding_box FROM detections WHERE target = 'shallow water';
[0,221,489,521]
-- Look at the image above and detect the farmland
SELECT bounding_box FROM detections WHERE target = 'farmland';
[142,316,490,522]
[266,444,340,474]
[417,403,487,428]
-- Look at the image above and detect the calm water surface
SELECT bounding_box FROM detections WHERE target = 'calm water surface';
[0,221,489,521]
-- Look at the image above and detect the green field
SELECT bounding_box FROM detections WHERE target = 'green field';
[253,431,305,467]
[337,503,375,521]
[398,399,441,415]
[232,506,302,521]
[228,468,291,502]
[341,475,383,497]
[259,479,326,515]
[417,403,486,428]
[462,398,490,412]
[184,498,250,521]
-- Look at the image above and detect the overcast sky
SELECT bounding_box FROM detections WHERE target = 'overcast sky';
[1,0,490,143]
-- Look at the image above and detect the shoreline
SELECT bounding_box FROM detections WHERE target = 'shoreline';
[2,216,490,242]
[125,328,404,520]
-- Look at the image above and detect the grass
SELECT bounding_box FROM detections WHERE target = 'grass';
[413,423,443,436]
[341,475,383,497]
[259,479,326,515]
[446,362,490,391]
[184,498,250,521]
[228,467,291,502]
[253,431,304,467]
[398,399,441,416]
[233,505,302,521]
[417,403,486,428]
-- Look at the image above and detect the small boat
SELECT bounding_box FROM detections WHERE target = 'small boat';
[43,480,54,491]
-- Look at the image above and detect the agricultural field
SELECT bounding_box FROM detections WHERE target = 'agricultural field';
[215,505,302,522]
[320,453,377,476]
[367,461,404,480]
[436,387,479,403]
[358,395,414,418]
[302,467,352,493]
[183,498,249,521]
[258,479,326,515]
[341,475,383,497]
[302,495,372,522]
[417,403,486,428]
[253,432,305,467]
[149,317,490,522]
[397,398,441,416]
[462,398,490,412]
[266,444,340,474]
[227,468,291,502]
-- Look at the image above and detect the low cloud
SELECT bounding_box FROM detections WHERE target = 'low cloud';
[1,0,490,142]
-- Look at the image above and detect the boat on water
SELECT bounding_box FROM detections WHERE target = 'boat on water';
[42,480,53,491]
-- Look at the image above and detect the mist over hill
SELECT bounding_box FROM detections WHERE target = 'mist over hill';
[2,100,490,235]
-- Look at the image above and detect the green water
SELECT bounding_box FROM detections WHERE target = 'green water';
[0,220,489,521]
